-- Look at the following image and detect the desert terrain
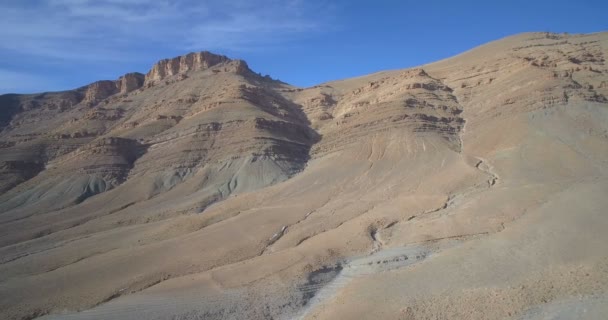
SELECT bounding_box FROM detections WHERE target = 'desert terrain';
[1,32,608,319]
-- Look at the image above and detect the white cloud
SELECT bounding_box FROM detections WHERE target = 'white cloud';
[0,0,334,93]
[0,0,331,62]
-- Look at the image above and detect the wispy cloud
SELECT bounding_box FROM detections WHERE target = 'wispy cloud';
[0,0,332,63]
[0,0,334,93]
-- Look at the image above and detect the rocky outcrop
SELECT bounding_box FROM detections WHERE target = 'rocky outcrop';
[144,51,231,85]
[118,72,144,94]
[223,59,252,76]
[77,137,143,172]
[83,81,119,106]
[0,160,45,193]
[82,73,144,106]
[306,68,466,155]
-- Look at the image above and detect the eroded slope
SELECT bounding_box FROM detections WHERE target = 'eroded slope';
[0,32,607,320]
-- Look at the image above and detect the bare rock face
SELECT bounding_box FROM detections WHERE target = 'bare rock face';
[298,68,466,156]
[82,73,144,106]
[144,51,231,85]
[224,59,252,76]
[118,72,144,94]
[82,80,119,106]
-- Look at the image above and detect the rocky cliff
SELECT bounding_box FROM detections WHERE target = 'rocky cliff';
[144,51,232,85]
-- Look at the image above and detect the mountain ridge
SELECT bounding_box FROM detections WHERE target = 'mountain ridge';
[0,31,607,320]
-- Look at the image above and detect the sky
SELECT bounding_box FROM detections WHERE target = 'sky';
[0,0,606,94]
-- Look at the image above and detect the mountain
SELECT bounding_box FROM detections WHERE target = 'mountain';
[1,32,607,320]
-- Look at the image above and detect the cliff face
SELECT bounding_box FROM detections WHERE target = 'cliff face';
[82,73,145,106]
[298,68,465,156]
[144,51,231,85]
[118,73,145,94]
[83,80,119,106]
[1,33,608,320]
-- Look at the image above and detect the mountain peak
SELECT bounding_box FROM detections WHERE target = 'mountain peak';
[144,51,233,85]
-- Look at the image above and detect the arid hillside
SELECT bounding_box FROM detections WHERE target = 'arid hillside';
[1,32,607,320]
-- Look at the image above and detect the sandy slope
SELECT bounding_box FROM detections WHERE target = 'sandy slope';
[1,32,607,320]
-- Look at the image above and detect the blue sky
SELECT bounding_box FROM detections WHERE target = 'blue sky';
[0,0,606,93]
